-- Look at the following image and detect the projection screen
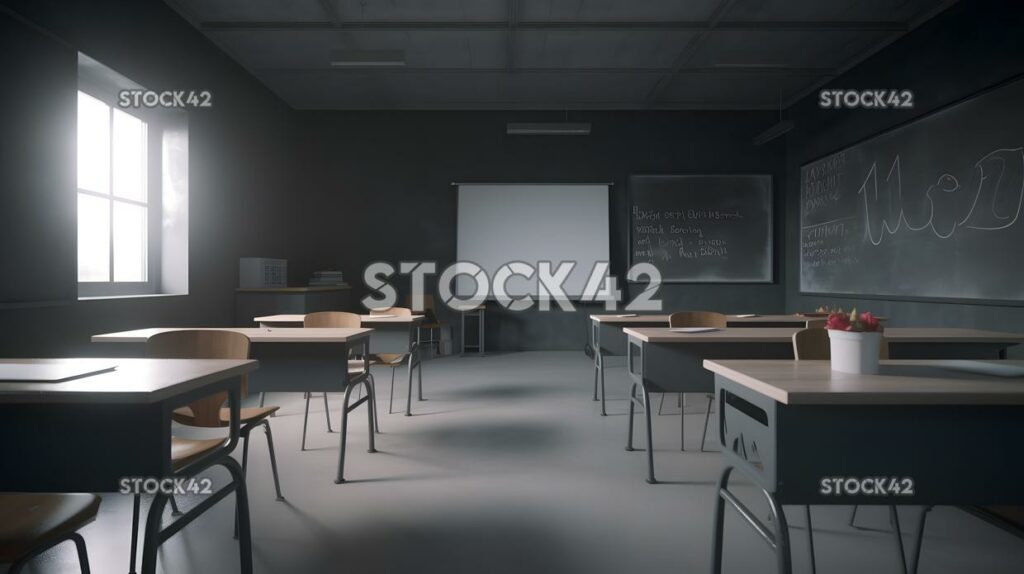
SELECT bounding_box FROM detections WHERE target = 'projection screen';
[455,184,611,299]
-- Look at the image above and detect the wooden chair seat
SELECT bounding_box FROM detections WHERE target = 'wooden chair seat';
[170,436,226,471]
[172,405,280,426]
[369,353,406,366]
[0,493,100,562]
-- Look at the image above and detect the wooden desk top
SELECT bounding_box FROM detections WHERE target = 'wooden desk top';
[92,327,373,344]
[625,327,1024,344]
[624,327,799,342]
[704,359,1024,406]
[254,314,424,324]
[592,314,890,325]
[0,358,257,404]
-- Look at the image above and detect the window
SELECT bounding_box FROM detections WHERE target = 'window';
[77,53,189,300]
[77,91,149,286]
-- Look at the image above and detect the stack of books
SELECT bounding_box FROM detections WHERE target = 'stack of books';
[309,270,345,286]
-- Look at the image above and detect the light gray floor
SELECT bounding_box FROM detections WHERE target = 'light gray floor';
[15,352,1024,573]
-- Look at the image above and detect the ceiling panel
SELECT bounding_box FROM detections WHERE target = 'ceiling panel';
[517,0,722,22]
[174,0,328,22]
[164,0,958,109]
[514,30,697,69]
[662,71,821,107]
[332,0,507,22]
[727,0,946,22]
[688,30,896,69]
[211,30,507,69]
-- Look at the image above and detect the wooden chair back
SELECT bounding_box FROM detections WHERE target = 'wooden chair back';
[304,311,361,328]
[668,311,728,328]
[792,328,891,360]
[146,330,251,427]
[371,307,413,317]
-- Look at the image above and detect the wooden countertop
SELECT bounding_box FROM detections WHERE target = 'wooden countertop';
[255,314,424,324]
[92,327,373,344]
[235,286,350,293]
[625,327,1024,344]
[0,358,257,404]
[703,359,1024,405]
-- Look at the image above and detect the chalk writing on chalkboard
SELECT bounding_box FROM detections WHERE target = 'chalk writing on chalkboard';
[629,175,772,283]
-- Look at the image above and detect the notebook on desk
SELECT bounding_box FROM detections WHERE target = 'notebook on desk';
[0,362,117,382]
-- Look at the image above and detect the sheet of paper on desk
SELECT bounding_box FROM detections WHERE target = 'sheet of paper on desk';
[368,314,396,319]
[0,362,117,382]
[670,327,720,333]
[616,314,638,318]
[940,360,1024,378]
[734,314,758,318]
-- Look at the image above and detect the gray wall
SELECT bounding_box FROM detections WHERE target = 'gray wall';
[0,0,296,356]
[291,110,787,350]
[784,0,1024,353]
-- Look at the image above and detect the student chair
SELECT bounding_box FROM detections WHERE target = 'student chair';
[128,330,280,572]
[302,312,380,446]
[407,294,449,357]
[0,493,100,574]
[369,307,422,412]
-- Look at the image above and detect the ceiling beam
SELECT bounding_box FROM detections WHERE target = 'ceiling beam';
[198,20,909,33]
[645,0,740,105]
[257,66,833,76]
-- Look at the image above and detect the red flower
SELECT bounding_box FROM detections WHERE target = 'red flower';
[826,312,851,331]
[858,311,881,332]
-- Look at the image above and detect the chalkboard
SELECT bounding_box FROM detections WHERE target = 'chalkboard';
[629,175,773,283]
[800,76,1024,302]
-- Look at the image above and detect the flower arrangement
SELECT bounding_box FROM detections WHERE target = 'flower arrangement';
[825,308,881,333]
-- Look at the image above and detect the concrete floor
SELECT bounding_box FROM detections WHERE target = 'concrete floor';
[14,351,1024,573]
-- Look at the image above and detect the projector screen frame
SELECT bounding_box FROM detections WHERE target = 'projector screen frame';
[452,182,616,302]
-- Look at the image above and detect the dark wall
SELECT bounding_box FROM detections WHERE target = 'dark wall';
[292,110,786,350]
[784,0,1024,352]
[0,0,295,355]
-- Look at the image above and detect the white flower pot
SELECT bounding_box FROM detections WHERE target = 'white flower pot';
[828,329,882,374]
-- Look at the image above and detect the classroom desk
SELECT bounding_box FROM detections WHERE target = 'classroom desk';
[0,358,258,574]
[623,327,1024,483]
[589,314,829,416]
[253,314,427,415]
[92,327,383,482]
[703,359,1024,574]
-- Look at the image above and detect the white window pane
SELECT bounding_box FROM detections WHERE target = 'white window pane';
[113,202,147,282]
[77,92,110,194]
[112,109,147,202]
[78,193,110,282]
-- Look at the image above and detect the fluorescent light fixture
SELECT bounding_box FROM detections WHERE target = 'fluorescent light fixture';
[506,122,592,135]
[752,120,794,145]
[329,49,405,68]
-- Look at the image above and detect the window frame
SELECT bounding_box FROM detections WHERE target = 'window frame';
[76,80,163,299]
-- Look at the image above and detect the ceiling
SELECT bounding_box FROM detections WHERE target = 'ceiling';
[164,0,957,110]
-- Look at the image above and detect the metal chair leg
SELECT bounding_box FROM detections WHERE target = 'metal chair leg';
[365,379,377,453]
[889,506,910,574]
[388,368,397,414]
[168,495,181,516]
[129,493,141,574]
[263,420,284,501]
[700,395,715,452]
[234,428,253,540]
[680,393,686,452]
[805,506,817,574]
[259,392,266,407]
[625,382,637,451]
[911,506,932,574]
[71,532,92,574]
[335,382,357,483]
[368,373,380,433]
[643,388,657,483]
[405,353,415,416]
[849,505,860,527]
[323,393,334,432]
[417,354,424,401]
[593,359,599,401]
[598,356,607,416]
[658,392,666,415]
[301,392,311,450]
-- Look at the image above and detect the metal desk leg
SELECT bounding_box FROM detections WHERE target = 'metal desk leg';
[405,349,415,416]
[593,353,600,402]
[711,465,793,574]
[599,354,607,416]
[890,506,909,574]
[910,506,932,574]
